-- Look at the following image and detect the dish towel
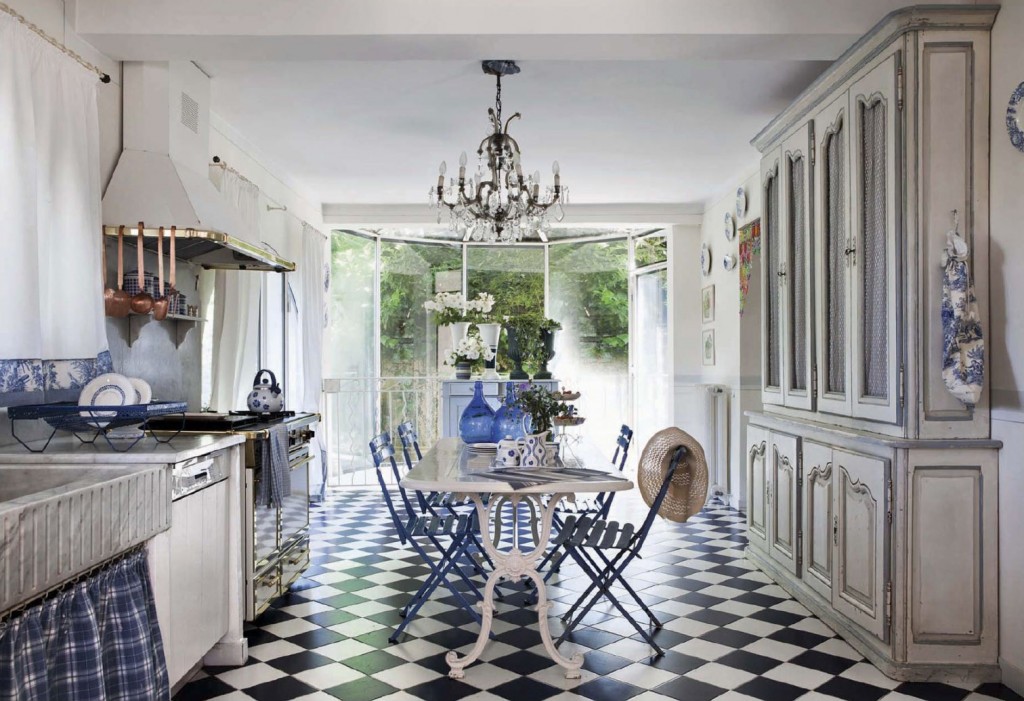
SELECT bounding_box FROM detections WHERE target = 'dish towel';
[941,231,984,405]
[256,423,292,508]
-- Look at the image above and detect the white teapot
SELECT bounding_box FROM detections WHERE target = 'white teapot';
[247,369,284,413]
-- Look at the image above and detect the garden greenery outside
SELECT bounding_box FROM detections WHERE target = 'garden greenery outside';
[326,228,656,460]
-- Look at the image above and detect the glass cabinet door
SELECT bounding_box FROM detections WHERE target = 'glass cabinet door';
[761,149,784,406]
[849,52,901,424]
[815,94,853,416]
[781,123,814,411]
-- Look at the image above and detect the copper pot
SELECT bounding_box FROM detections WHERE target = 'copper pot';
[107,226,131,317]
[129,222,154,314]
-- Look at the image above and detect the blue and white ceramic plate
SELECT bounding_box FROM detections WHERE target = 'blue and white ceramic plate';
[467,442,498,451]
[78,372,134,424]
[129,377,152,405]
[724,212,736,241]
[700,242,712,276]
[735,186,747,218]
[1007,81,1024,153]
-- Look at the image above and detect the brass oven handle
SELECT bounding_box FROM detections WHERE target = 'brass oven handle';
[289,455,315,471]
[260,573,281,590]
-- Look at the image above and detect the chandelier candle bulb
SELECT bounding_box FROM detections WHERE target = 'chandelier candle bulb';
[459,151,467,179]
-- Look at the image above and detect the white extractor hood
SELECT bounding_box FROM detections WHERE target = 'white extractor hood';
[102,62,293,272]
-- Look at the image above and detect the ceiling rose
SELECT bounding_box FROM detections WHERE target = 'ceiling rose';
[429,60,568,244]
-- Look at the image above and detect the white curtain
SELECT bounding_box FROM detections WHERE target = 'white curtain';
[208,169,262,411]
[290,222,329,498]
[0,13,108,405]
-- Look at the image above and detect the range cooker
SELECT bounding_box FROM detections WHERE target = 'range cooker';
[148,411,318,620]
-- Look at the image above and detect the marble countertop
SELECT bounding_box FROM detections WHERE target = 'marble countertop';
[0,433,245,464]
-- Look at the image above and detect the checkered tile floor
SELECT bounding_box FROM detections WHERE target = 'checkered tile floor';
[175,490,1021,701]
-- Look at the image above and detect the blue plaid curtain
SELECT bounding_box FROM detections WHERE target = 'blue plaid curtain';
[0,551,169,701]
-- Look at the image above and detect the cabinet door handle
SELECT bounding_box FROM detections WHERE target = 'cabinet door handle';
[844,239,856,266]
[833,515,839,546]
[777,261,787,281]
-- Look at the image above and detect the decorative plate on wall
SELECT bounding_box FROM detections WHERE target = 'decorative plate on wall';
[1008,81,1024,152]
[700,242,712,276]
[735,187,747,218]
[724,212,736,241]
[722,253,737,271]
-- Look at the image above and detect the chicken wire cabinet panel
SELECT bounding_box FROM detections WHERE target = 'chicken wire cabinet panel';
[752,8,993,440]
[746,5,999,684]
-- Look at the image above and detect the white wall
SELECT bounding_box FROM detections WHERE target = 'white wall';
[989,1,1024,693]
[690,169,762,509]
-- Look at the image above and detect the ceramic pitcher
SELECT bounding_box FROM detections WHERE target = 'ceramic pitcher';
[520,430,549,467]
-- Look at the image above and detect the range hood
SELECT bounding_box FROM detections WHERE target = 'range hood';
[102,62,294,272]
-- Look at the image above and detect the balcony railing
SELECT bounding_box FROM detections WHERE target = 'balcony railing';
[322,376,441,487]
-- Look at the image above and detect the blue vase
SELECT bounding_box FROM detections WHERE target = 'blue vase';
[459,381,496,444]
[490,382,527,442]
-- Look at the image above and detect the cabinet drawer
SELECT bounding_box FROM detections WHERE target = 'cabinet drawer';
[281,536,310,589]
[448,381,499,396]
[253,565,281,619]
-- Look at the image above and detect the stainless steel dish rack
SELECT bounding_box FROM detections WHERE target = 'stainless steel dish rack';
[8,401,187,452]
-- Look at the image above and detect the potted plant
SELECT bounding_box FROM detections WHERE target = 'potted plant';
[515,383,565,435]
[534,317,562,380]
[424,291,496,347]
[503,314,541,380]
[444,331,495,379]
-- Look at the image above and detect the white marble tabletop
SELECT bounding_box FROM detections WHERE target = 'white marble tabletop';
[0,434,245,464]
[401,437,633,495]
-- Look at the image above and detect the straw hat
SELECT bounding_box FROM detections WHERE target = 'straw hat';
[637,427,709,523]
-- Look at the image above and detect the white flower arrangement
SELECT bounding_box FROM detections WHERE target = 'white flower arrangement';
[423,291,495,325]
[445,332,496,367]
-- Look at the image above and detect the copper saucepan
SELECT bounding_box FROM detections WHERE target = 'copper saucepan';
[152,226,170,320]
[130,221,154,314]
[107,226,131,317]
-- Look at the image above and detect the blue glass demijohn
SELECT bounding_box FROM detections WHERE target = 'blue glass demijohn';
[490,382,527,442]
[459,381,496,444]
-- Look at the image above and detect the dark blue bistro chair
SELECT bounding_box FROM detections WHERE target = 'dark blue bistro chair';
[533,425,634,581]
[552,442,690,656]
[395,421,501,586]
[369,432,487,643]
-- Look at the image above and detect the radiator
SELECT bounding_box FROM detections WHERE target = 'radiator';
[703,385,730,497]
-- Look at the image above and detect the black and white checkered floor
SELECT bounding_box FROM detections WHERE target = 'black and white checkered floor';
[176,490,1021,701]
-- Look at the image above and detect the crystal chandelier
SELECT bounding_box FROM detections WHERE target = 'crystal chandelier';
[429,60,568,244]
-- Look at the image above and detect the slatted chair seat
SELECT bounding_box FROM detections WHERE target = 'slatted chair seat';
[406,512,478,538]
[554,515,637,551]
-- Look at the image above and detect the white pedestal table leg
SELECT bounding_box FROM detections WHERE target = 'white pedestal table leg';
[445,491,582,680]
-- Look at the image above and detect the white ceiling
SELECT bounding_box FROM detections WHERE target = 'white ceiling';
[76,0,963,209]
[204,59,828,206]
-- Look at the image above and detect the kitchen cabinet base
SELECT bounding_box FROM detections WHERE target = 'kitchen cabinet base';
[746,544,1001,684]
[203,638,249,667]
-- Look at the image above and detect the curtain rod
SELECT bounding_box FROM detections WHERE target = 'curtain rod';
[211,156,328,241]
[0,2,111,84]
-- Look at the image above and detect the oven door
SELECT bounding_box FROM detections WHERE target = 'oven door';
[250,466,279,568]
[280,455,310,550]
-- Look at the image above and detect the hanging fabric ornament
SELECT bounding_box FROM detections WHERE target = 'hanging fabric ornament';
[940,211,984,405]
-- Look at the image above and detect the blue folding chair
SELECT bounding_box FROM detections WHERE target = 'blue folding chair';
[533,425,634,582]
[552,444,687,656]
[369,432,487,642]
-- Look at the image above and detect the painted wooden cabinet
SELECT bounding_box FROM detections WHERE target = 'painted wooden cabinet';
[441,379,559,438]
[746,6,1000,683]
[149,478,231,688]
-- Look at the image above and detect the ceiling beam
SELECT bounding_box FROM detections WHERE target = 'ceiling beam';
[73,0,962,61]
[322,202,704,227]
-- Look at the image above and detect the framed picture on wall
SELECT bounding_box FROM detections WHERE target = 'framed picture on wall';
[701,285,715,324]
[702,329,715,366]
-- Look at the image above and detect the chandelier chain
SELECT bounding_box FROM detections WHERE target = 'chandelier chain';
[495,74,502,124]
